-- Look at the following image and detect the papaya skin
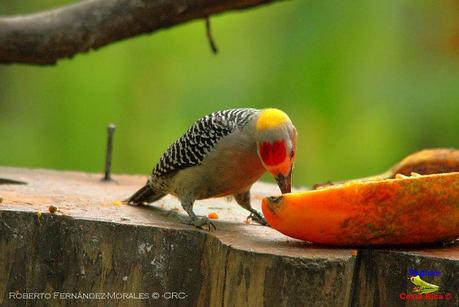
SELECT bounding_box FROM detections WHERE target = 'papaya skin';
[389,148,459,177]
[262,172,459,246]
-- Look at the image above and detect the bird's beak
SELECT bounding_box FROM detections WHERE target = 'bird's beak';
[275,170,292,194]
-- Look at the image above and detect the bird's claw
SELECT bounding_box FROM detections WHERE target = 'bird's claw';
[191,216,216,231]
[178,215,216,231]
[248,211,267,226]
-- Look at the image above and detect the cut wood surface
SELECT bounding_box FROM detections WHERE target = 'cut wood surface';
[0,167,457,306]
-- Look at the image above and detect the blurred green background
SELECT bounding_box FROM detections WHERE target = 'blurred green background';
[1,0,459,185]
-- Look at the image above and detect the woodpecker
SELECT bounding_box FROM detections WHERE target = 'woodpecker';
[127,108,297,229]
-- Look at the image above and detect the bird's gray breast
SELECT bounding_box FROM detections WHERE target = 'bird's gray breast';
[169,125,265,200]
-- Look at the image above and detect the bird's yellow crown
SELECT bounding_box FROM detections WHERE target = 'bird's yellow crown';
[256,108,290,132]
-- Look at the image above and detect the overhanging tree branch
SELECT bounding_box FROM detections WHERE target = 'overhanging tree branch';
[0,0,281,65]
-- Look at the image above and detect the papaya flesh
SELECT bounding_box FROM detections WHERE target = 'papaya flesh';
[262,172,459,246]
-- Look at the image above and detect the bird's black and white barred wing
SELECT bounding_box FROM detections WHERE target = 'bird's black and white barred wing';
[152,108,259,177]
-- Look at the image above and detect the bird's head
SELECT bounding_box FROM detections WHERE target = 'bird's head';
[256,108,297,194]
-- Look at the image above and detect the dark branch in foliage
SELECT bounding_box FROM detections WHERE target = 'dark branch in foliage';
[0,0,280,65]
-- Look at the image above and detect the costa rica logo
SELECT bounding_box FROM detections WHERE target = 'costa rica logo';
[399,268,453,301]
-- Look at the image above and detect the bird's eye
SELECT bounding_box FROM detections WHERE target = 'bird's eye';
[290,150,295,159]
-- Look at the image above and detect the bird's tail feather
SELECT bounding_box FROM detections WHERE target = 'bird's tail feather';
[127,184,165,205]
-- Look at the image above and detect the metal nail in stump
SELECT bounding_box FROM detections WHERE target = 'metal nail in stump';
[102,123,116,182]
[0,178,27,185]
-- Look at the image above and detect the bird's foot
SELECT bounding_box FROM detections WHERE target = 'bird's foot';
[192,216,216,230]
[176,214,216,231]
[248,210,267,226]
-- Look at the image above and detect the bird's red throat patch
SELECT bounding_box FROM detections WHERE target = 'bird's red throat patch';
[259,140,287,166]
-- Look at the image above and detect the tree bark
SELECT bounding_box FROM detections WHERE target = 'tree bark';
[0,0,281,65]
[0,167,356,307]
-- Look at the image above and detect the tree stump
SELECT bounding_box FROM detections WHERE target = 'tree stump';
[0,167,457,306]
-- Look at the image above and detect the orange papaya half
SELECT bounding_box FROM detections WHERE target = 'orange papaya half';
[389,148,459,177]
[313,148,459,190]
[262,172,459,246]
